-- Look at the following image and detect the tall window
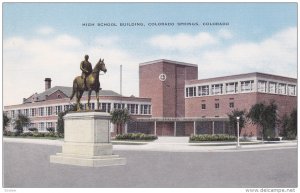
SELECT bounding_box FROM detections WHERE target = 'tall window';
[198,85,209,96]
[55,106,62,115]
[269,82,277,94]
[241,80,254,92]
[278,83,287,95]
[38,107,44,116]
[140,105,151,115]
[226,82,238,94]
[46,107,52,116]
[211,84,223,95]
[128,104,138,114]
[201,104,206,110]
[186,87,196,97]
[215,103,220,109]
[257,80,267,92]
[46,122,53,128]
[288,85,296,96]
[24,109,29,116]
[30,108,36,117]
[38,122,45,131]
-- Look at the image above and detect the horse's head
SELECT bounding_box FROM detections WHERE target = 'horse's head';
[94,58,107,74]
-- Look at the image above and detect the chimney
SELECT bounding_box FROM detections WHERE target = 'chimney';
[45,78,52,90]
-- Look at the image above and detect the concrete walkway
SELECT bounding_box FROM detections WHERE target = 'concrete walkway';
[3,137,297,153]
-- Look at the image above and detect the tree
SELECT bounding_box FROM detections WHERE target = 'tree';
[3,112,10,132]
[110,108,131,135]
[280,109,297,139]
[13,114,31,135]
[56,103,79,135]
[247,101,278,139]
[227,109,247,136]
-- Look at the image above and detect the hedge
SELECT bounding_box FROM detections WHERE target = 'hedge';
[115,133,157,141]
[190,134,236,142]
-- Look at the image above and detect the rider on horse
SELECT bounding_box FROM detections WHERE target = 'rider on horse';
[80,55,93,91]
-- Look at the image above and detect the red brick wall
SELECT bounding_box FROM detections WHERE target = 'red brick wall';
[185,92,297,137]
[139,60,198,118]
[139,62,164,117]
[156,122,174,136]
[185,93,258,118]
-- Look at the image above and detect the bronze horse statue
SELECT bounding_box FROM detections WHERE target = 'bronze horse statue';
[70,58,107,111]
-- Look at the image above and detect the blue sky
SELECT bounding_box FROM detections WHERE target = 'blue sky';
[3,3,297,106]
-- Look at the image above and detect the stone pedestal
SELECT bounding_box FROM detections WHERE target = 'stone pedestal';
[50,111,126,167]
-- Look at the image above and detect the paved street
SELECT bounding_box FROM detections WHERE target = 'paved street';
[3,141,297,188]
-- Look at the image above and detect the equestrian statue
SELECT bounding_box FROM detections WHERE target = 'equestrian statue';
[70,55,107,111]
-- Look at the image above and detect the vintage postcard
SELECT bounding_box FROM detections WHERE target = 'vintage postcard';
[2,2,297,191]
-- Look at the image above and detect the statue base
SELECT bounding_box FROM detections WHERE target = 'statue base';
[50,112,126,167]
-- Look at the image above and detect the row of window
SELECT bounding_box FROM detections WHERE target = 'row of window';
[8,103,152,118]
[186,80,296,97]
[257,81,296,95]
[201,102,235,110]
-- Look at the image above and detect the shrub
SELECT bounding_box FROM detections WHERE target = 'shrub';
[28,128,38,132]
[46,127,55,132]
[115,133,157,141]
[190,134,236,142]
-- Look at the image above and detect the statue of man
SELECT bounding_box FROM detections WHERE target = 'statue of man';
[80,55,93,90]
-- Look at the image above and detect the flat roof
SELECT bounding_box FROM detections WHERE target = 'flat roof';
[139,59,198,67]
[186,72,297,85]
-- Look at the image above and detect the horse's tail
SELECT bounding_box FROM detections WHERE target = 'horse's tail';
[70,79,77,101]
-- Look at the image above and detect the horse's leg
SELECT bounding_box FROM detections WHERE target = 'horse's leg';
[87,89,92,110]
[96,90,100,110]
[78,91,84,111]
[76,91,81,111]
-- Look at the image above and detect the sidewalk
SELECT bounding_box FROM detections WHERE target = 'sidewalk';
[3,137,297,153]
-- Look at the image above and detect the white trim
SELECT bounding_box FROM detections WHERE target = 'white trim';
[139,59,198,67]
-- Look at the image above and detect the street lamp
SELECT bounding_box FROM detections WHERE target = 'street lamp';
[236,116,240,148]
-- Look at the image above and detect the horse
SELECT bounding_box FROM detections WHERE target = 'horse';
[70,58,107,111]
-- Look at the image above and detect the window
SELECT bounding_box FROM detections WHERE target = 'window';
[186,87,196,97]
[229,102,234,108]
[24,109,29,116]
[38,122,45,131]
[226,82,238,93]
[55,106,62,115]
[46,107,52,116]
[241,80,254,92]
[278,83,287,95]
[215,103,220,109]
[198,85,209,96]
[211,84,223,95]
[258,80,267,92]
[288,85,296,96]
[107,103,111,113]
[128,104,138,114]
[11,110,15,118]
[140,105,151,114]
[30,108,36,117]
[38,107,44,116]
[114,103,125,110]
[269,82,277,94]
[201,104,206,110]
[46,122,53,128]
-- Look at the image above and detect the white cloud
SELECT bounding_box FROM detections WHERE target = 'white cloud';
[218,29,233,39]
[148,32,218,50]
[197,27,297,79]
[3,32,141,106]
[36,26,55,35]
